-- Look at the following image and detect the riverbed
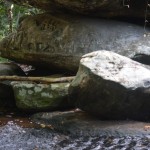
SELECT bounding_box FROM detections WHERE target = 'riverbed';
[1,122,150,150]
[0,112,150,150]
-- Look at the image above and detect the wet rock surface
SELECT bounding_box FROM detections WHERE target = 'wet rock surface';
[0,122,150,150]
[0,110,140,149]
[11,81,71,112]
[31,110,150,137]
[1,121,150,150]
[69,51,150,120]
[0,110,148,150]
[1,13,150,72]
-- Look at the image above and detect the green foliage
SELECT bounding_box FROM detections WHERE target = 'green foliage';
[0,1,8,39]
[0,1,42,40]
[0,57,10,63]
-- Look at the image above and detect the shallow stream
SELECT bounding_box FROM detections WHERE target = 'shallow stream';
[0,112,150,150]
[0,122,150,150]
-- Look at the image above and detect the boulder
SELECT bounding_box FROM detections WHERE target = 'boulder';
[0,62,26,109]
[11,0,147,18]
[69,50,150,120]
[0,13,150,72]
[0,63,25,76]
[11,81,72,111]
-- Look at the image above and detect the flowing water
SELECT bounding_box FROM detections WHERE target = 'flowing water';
[0,113,150,150]
[0,121,150,150]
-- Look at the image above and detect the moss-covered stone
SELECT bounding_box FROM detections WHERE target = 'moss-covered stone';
[11,81,72,111]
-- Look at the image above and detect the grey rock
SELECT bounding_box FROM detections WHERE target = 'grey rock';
[69,50,150,120]
[0,13,150,72]
[11,81,72,111]
[10,0,147,18]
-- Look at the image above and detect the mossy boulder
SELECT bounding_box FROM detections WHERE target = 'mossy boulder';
[11,81,72,112]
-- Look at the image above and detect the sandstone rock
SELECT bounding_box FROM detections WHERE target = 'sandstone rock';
[11,0,147,18]
[11,81,72,111]
[0,13,150,72]
[31,110,150,137]
[69,50,150,120]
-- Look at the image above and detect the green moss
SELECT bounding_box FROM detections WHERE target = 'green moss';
[0,57,10,63]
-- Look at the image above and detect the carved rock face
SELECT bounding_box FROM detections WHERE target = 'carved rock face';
[11,0,146,18]
[0,62,25,109]
[0,13,150,72]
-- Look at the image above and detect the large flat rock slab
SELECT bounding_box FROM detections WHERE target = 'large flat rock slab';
[1,13,150,72]
[31,110,150,137]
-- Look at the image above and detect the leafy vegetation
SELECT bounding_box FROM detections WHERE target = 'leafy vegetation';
[0,0,42,61]
[0,0,42,40]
